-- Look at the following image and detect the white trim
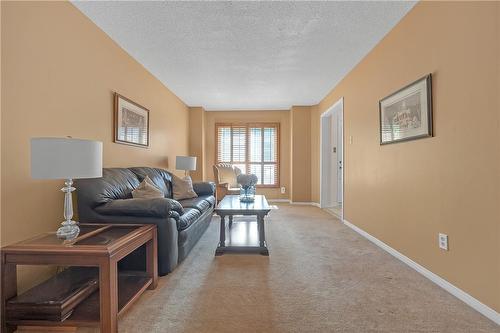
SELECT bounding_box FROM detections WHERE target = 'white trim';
[289,201,321,207]
[342,219,500,325]
[267,199,290,202]
[265,200,321,208]
[204,108,290,112]
[319,97,344,221]
[323,207,342,219]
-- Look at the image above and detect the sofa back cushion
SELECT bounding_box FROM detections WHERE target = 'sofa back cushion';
[76,168,140,207]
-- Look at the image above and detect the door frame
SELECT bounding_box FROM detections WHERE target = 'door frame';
[319,97,344,219]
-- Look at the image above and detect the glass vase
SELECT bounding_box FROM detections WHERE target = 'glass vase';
[239,185,256,202]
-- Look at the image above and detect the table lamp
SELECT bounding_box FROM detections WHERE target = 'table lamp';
[31,137,103,239]
[175,156,197,177]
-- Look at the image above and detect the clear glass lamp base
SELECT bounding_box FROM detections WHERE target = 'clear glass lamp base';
[56,221,80,240]
[58,179,80,240]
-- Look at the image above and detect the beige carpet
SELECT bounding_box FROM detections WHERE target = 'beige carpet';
[23,204,498,332]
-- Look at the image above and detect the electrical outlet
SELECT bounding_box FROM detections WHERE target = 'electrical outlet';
[438,233,448,251]
[280,186,286,194]
[349,136,353,144]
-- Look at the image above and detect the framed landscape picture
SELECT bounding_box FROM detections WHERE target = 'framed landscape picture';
[114,93,150,148]
[379,74,433,145]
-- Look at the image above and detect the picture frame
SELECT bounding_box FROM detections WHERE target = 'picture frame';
[114,93,150,148]
[379,74,433,145]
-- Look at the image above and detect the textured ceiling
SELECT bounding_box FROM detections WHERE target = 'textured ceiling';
[72,1,416,110]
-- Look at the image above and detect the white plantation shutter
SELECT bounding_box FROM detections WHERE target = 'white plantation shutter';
[217,126,232,162]
[232,125,246,163]
[216,123,279,187]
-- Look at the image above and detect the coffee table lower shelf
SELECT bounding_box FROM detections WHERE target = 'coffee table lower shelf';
[216,243,269,256]
[215,216,270,256]
[7,271,151,328]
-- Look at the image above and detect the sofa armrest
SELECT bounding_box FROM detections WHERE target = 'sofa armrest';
[193,182,216,196]
[95,197,183,218]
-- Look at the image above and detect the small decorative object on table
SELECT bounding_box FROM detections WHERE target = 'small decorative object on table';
[237,174,258,202]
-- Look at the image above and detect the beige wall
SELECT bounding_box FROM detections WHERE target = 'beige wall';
[188,107,206,182]
[290,106,312,202]
[312,2,499,311]
[1,1,189,289]
[204,110,290,200]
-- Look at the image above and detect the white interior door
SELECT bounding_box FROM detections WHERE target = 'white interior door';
[320,97,344,216]
[330,114,338,204]
[335,107,343,205]
[320,116,332,207]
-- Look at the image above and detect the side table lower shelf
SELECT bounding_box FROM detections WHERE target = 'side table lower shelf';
[1,223,158,333]
[7,271,152,328]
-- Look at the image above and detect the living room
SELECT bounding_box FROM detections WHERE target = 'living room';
[1,1,499,333]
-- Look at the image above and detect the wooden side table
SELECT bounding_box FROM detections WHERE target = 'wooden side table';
[1,224,158,333]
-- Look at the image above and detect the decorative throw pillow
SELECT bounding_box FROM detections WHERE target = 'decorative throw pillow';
[172,175,198,200]
[132,176,164,199]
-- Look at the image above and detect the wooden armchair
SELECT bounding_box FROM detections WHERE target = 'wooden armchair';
[213,163,242,202]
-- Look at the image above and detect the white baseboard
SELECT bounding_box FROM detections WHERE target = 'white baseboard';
[266,200,321,208]
[323,208,342,219]
[290,201,321,207]
[267,199,291,203]
[342,219,500,325]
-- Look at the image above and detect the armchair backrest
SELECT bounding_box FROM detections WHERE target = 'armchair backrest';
[213,163,242,188]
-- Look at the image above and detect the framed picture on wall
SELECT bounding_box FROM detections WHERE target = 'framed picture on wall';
[114,93,150,148]
[379,74,433,145]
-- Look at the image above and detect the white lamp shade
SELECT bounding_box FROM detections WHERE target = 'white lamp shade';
[176,156,197,171]
[31,138,103,179]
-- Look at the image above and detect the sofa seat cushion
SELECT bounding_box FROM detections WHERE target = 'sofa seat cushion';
[178,208,212,261]
[178,208,202,231]
[178,196,212,212]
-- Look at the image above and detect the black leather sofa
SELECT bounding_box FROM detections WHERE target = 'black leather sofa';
[76,167,215,276]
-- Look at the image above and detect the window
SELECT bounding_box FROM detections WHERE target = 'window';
[216,123,279,187]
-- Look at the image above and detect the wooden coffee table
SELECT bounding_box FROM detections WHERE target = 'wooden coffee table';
[1,223,157,333]
[214,195,272,256]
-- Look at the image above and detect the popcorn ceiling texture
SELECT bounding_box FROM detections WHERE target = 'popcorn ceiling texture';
[72,1,415,110]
